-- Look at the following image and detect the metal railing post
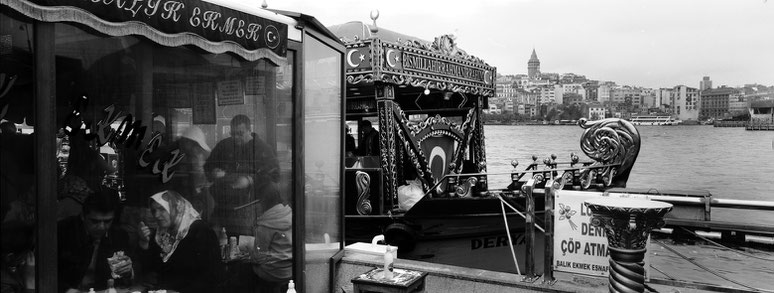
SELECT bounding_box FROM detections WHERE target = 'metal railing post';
[522,179,538,282]
[543,179,558,284]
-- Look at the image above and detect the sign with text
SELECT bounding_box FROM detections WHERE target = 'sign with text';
[553,191,650,277]
[26,0,287,56]
[217,80,244,106]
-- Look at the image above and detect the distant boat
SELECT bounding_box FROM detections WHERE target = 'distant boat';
[629,115,681,126]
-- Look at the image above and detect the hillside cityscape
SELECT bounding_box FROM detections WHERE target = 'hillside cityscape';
[486,49,774,124]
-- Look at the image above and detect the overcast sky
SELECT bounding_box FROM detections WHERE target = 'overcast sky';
[269,0,773,89]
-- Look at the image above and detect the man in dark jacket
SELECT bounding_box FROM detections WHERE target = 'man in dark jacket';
[205,115,279,234]
[357,120,380,156]
[58,189,134,292]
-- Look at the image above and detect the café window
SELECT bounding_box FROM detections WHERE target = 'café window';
[5,17,296,291]
[302,33,343,293]
[0,8,37,290]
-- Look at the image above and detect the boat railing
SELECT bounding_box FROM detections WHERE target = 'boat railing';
[422,160,624,199]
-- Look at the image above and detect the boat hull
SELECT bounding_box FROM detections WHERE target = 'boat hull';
[346,196,546,273]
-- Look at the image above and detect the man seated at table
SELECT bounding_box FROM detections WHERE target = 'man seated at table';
[58,189,134,292]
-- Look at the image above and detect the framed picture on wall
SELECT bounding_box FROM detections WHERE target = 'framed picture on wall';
[193,82,216,124]
[217,80,244,105]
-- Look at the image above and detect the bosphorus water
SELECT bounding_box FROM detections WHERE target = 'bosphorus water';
[484,124,774,225]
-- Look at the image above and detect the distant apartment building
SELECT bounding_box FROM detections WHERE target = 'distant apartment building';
[584,81,599,101]
[524,103,537,117]
[562,83,586,99]
[728,93,748,115]
[654,88,672,108]
[700,76,712,91]
[700,87,739,119]
[598,84,612,103]
[553,84,564,104]
[486,105,502,114]
[503,100,515,113]
[559,73,587,84]
[538,85,556,104]
[672,85,700,121]
[587,103,606,120]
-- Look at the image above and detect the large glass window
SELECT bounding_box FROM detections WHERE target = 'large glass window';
[303,34,342,293]
[2,18,295,292]
[0,8,36,291]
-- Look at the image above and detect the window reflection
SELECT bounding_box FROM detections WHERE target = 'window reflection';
[303,34,342,293]
[0,20,298,292]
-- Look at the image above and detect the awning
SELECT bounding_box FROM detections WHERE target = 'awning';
[1,0,294,63]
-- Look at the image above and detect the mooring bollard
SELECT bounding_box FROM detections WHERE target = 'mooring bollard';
[584,198,672,293]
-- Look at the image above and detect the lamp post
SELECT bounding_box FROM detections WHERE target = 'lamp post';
[584,198,672,293]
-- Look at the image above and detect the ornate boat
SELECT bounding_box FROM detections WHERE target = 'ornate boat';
[329,18,642,273]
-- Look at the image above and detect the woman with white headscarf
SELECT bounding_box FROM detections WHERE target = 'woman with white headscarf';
[138,190,223,293]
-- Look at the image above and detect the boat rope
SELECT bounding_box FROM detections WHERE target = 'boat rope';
[500,199,522,275]
[648,264,674,280]
[495,195,545,233]
[653,239,774,293]
[678,227,774,262]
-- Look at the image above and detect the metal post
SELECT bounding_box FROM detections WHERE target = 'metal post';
[34,21,57,293]
[542,179,558,284]
[375,83,397,210]
[521,179,538,282]
[585,198,672,293]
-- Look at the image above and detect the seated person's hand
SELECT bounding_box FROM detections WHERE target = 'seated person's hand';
[138,221,151,250]
[211,168,226,179]
[108,251,134,279]
[230,175,251,189]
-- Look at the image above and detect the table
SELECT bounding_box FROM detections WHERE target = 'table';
[351,268,427,293]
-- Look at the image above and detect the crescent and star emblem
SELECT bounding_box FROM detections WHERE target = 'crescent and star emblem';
[347,49,365,68]
[265,25,280,49]
[484,70,492,84]
[386,49,400,68]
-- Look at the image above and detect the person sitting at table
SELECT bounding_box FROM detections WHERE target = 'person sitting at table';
[1,221,34,293]
[138,190,224,293]
[251,182,293,293]
[58,189,135,293]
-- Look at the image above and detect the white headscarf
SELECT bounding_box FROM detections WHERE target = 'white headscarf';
[150,190,200,262]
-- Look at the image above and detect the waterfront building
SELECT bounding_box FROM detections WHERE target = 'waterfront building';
[700,87,739,119]
[672,85,700,122]
[528,48,541,79]
[700,76,713,91]
[485,104,502,115]
[749,99,774,124]
[728,93,748,116]
[588,103,606,120]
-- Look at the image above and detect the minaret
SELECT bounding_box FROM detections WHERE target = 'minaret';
[528,48,541,79]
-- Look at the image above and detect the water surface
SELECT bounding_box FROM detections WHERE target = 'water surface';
[484,124,774,224]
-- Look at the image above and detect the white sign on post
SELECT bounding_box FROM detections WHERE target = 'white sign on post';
[553,190,650,277]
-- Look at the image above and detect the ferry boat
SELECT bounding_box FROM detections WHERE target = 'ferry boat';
[330,19,643,273]
[629,115,681,125]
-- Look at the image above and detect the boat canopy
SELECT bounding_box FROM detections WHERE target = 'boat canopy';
[328,21,496,106]
[332,20,497,206]
[2,0,304,63]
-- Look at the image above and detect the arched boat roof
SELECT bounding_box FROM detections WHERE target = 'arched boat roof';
[328,21,496,98]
